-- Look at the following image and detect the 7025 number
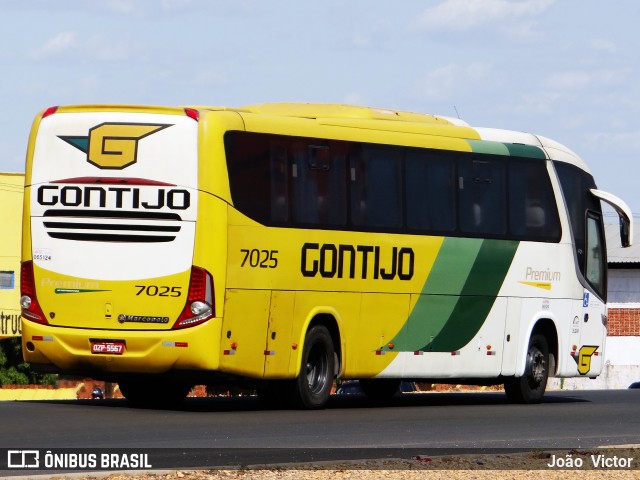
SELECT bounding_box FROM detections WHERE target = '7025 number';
[135,285,182,297]
[241,249,278,268]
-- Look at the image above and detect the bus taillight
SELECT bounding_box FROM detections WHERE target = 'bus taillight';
[184,108,199,121]
[173,266,214,329]
[41,106,58,118]
[20,261,48,325]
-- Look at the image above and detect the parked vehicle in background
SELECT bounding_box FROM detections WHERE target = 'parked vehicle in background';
[91,386,104,399]
[335,380,416,396]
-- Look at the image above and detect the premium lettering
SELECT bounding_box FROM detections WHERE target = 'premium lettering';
[526,267,561,282]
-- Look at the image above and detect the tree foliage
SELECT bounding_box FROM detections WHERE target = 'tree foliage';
[0,337,57,386]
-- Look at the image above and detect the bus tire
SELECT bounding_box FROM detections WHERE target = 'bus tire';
[292,325,335,409]
[118,378,192,408]
[504,333,549,404]
[360,379,401,404]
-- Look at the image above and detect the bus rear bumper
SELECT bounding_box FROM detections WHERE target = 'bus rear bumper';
[21,319,222,375]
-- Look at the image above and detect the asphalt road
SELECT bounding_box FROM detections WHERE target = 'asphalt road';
[1,389,639,469]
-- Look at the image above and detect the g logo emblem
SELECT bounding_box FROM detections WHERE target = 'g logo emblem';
[59,123,171,170]
[575,345,599,375]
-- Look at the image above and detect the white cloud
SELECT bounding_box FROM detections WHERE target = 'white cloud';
[343,92,366,105]
[351,33,372,48]
[30,31,77,60]
[414,0,555,31]
[161,0,194,10]
[520,92,563,115]
[102,0,195,15]
[588,131,640,152]
[591,39,617,53]
[104,0,134,14]
[502,20,545,41]
[417,63,493,101]
[545,69,626,91]
[193,69,228,87]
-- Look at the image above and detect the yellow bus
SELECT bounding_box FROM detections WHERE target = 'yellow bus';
[21,103,632,408]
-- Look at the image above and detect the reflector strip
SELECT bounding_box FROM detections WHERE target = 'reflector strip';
[162,341,188,348]
[414,351,424,356]
[32,336,53,342]
[451,351,461,356]
[264,350,276,356]
[223,350,236,356]
[487,351,496,356]
[375,350,386,356]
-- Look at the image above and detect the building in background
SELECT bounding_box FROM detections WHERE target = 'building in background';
[0,173,24,338]
[603,223,640,386]
[549,223,640,390]
[607,223,640,335]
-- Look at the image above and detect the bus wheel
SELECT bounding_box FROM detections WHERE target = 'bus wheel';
[293,325,335,409]
[360,379,401,404]
[504,333,549,404]
[118,378,192,408]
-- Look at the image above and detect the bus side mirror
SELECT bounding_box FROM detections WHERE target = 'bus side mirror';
[620,216,631,248]
[590,189,633,248]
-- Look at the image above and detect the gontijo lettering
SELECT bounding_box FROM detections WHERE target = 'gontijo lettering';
[36,185,190,210]
[301,242,414,280]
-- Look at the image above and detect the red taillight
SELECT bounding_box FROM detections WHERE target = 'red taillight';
[173,266,214,329]
[20,261,48,324]
[184,108,199,121]
[42,106,58,119]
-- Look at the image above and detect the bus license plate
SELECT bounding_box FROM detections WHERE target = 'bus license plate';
[91,341,125,355]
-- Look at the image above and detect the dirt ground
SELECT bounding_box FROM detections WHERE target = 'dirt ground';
[46,449,639,480]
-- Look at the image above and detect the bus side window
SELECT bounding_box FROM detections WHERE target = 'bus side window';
[508,159,560,241]
[405,150,456,232]
[585,212,606,299]
[350,146,402,229]
[292,140,347,226]
[554,161,601,283]
[225,131,272,224]
[459,157,507,235]
[270,143,289,223]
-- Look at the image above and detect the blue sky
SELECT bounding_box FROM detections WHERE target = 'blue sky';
[2,0,640,218]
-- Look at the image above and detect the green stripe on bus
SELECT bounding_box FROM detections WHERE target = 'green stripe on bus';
[503,143,546,159]
[424,239,518,352]
[467,139,546,159]
[466,140,510,156]
[423,237,482,294]
[384,238,482,352]
[384,238,518,353]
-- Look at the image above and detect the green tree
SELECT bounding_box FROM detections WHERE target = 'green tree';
[0,337,57,386]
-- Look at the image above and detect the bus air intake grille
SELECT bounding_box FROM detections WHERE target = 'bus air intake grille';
[42,209,182,243]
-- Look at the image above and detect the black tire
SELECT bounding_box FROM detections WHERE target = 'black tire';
[504,333,549,404]
[118,378,192,408]
[291,325,335,409]
[359,379,401,404]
